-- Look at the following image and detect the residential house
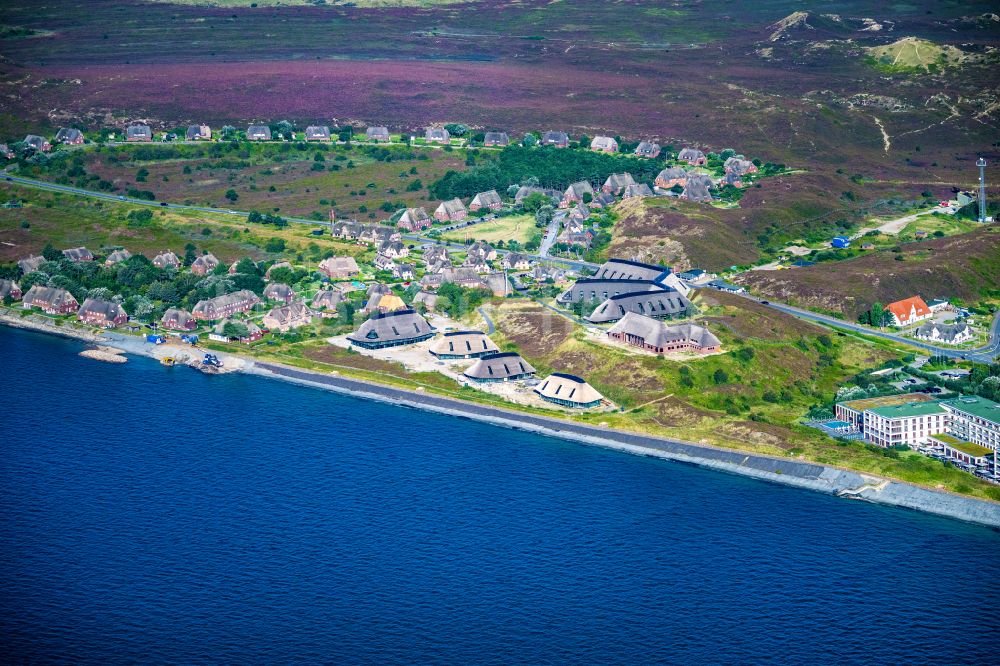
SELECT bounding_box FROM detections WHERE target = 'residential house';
[422,245,450,266]
[125,125,152,142]
[0,279,22,301]
[483,132,509,147]
[22,286,78,314]
[211,319,263,343]
[561,181,594,207]
[77,298,128,328]
[514,186,560,205]
[602,172,635,195]
[430,330,500,359]
[724,155,758,176]
[55,128,84,145]
[62,247,94,262]
[186,125,211,141]
[556,228,594,248]
[358,225,400,245]
[0,143,14,159]
[591,136,618,153]
[263,301,315,332]
[567,205,591,224]
[434,198,468,222]
[332,220,364,241]
[192,290,260,320]
[247,125,272,141]
[412,290,438,311]
[681,174,714,202]
[466,240,497,262]
[425,127,450,143]
[708,279,745,294]
[17,255,45,274]
[311,289,343,315]
[913,322,973,345]
[678,148,707,166]
[24,134,51,152]
[720,172,745,188]
[481,272,511,297]
[861,242,876,251]
[534,373,604,408]
[464,352,536,383]
[541,131,570,147]
[347,309,435,349]
[590,192,616,209]
[655,167,689,190]
[607,313,720,353]
[462,256,491,273]
[942,397,1000,453]
[502,253,531,271]
[587,288,692,324]
[927,299,951,313]
[161,307,197,331]
[392,263,416,281]
[532,265,568,284]
[152,251,180,270]
[635,141,661,158]
[366,127,391,142]
[190,253,220,276]
[373,254,396,272]
[304,126,331,141]
[469,190,503,212]
[886,296,932,327]
[263,261,291,280]
[420,267,482,290]
[377,240,409,259]
[397,207,433,231]
[622,183,654,199]
[367,283,393,300]
[104,249,131,265]
[263,282,295,303]
[318,255,360,279]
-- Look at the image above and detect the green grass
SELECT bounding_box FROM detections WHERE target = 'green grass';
[438,214,538,245]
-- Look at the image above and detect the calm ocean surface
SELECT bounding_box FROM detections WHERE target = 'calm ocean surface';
[1,327,999,665]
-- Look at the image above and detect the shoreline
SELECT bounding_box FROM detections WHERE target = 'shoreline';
[3,312,999,529]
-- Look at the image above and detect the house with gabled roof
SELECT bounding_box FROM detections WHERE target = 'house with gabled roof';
[392,263,416,281]
[247,125,272,141]
[913,322,973,345]
[591,136,618,153]
[22,286,78,314]
[126,125,152,142]
[655,167,689,189]
[186,125,211,141]
[635,141,661,158]
[377,240,409,259]
[425,126,450,143]
[484,131,509,147]
[161,307,197,331]
[77,298,128,328]
[374,254,396,272]
[24,134,51,152]
[347,309,435,349]
[305,126,331,141]
[430,330,500,359]
[318,255,360,279]
[681,174,714,202]
[602,172,635,195]
[514,186,560,205]
[398,207,432,231]
[262,261,290,281]
[211,319,263,344]
[678,148,707,166]
[413,290,438,311]
[588,288,691,323]
[422,245,450,266]
[55,128,84,145]
[607,313,720,353]
[886,296,932,327]
[561,181,594,208]
[263,282,295,304]
[724,155,758,176]
[502,253,531,271]
[466,240,497,262]
[469,190,503,212]
[263,300,315,332]
[622,183,654,199]
[192,290,260,320]
[17,255,45,275]
[434,198,467,222]
[105,249,131,265]
[366,126,391,142]
[311,289,343,315]
[0,279,22,301]
[464,352,536,383]
[535,373,604,408]
[0,143,14,159]
[152,251,180,270]
[62,247,94,262]
[541,131,569,147]
[190,253,220,276]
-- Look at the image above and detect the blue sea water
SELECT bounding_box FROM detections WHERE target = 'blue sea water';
[1,327,999,665]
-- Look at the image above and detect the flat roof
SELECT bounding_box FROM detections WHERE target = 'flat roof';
[867,402,946,419]
[840,393,933,411]
[941,397,1000,425]
[931,435,993,458]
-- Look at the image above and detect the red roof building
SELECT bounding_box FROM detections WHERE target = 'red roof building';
[886,296,932,327]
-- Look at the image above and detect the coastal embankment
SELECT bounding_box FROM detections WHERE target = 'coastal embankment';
[3,310,999,528]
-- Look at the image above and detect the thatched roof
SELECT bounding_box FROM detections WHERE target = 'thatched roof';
[430,330,500,357]
[535,373,604,406]
[347,309,435,347]
[463,352,535,381]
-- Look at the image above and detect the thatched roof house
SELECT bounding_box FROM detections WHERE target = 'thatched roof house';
[464,352,536,383]
[263,282,295,303]
[602,172,635,194]
[398,207,432,231]
[587,288,691,323]
[434,198,467,222]
[429,330,500,359]
[263,301,315,332]
[17,255,45,275]
[105,249,131,265]
[484,132,509,147]
[311,289,343,312]
[22,286,78,314]
[347,309,435,349]
[62,247,94,262]
[190,253,220,275]
[77,298,128,328]
[534,373,604,408]
[318,255,360,279]
[607,312,720,353]
[635,141,661,158]
[366,126,391,141]
[152,251,180,269]
[247,125,272,141]
[192,289,260,320]
[591,136,618,153]
[161,307,197,331]
[678,148,707,165]
[469,190,503,211]
[681,174,714,203]
[305,126,331,141]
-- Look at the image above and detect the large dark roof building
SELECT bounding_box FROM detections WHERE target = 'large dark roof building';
[347,309,435,349]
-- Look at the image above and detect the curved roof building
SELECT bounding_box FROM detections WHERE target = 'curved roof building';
[534,373,604,408]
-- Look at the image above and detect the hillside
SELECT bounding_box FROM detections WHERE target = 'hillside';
[737,226,1000,317]
[864,37,969,72]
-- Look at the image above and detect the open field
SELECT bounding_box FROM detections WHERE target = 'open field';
[438,214,537,245]
[864,37,969,72]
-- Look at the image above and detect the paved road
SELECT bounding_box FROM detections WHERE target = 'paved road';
[747,295,1000,362]
[538,210,564,258]
[476,306,495,335]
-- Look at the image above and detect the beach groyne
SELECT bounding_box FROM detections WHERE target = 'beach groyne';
[250,361,1000,529]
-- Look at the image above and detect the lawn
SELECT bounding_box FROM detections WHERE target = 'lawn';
[438,214,538,245]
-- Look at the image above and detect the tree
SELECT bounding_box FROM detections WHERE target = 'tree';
[444,123,468,137]
[520,191,549,213]
[222,321,250,339]
[522,133,538,147]
[41,243,62,262]
[135,167,149,182]
[713,369,729,384]
[225,189,239,202]
[535,205,554,227]
[264,237,286,253]
[183,243,197,267]
[336,300,355,326]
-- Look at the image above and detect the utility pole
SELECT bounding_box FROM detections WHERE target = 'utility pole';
[977,157,988,223]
